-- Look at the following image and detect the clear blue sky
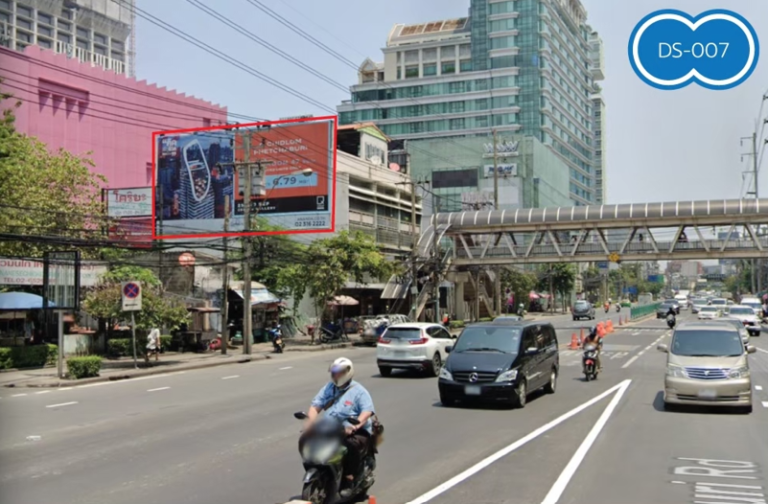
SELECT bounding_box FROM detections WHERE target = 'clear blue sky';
[136,0,768,205]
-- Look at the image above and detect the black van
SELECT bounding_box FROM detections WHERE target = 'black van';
[438,320,559,408]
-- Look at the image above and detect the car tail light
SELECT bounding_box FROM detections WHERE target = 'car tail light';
[378,336,390,344]
[408,337,429,345]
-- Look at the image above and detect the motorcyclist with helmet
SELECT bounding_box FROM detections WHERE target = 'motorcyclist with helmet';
[301,358,375,498]
[582,327,604,371]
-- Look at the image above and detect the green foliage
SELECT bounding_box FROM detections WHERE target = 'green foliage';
[449,320,465,329]
[0,344,58,370]
[84,267,189,332]
[66,356,102,379]
[478,317,493,322]
[0,84,107,257]
[106,336,171,357]
[501,267,538,310]
[537,264,576,310]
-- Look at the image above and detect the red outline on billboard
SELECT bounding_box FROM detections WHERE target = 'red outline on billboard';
[151,116,337,240]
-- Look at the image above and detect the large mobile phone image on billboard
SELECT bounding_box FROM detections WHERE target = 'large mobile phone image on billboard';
[151,116,337,239]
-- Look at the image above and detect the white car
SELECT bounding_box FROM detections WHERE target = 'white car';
[674,295,689,309]
[690,298,707,314]
[698,306,721,320]
[740,297,763,317]
[376,323,455,377]
[709,298,728,308]
[727,305,761,337]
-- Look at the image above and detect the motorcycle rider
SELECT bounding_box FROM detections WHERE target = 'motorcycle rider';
[582,327,603,371]
[302,358,375,498]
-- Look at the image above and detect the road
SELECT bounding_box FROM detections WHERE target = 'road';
[1,310,767,504]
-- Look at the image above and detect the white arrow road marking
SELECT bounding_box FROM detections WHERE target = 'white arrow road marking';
[221,375,239,380]
[404,379,632,504]
[147,387,170,392]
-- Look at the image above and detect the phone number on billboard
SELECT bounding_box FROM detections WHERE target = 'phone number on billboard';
[294,220,327,228]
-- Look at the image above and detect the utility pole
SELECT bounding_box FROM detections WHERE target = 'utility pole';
[242,133,254,355]
[492,129,501,317]
[743,132,760,293]
[221,194,230,355]
[396,178,428,319]
[432,193,441,323]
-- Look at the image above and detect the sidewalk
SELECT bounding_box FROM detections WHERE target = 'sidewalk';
[0,334,355,388]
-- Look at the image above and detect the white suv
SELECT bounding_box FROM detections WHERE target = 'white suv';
[376,323,455,377]
[728,305,761,337]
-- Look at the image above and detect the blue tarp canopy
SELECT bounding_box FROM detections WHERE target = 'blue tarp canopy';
[232,288,281,306]
[0,292,54,311]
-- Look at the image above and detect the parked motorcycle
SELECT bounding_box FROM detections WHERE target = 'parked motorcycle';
[320,324,347,344]
[666,314,676,329]
[269,325,285,353]
[583,343,599,381]
[294,412,376,504]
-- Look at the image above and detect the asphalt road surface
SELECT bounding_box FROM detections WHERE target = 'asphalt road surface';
[1,311,767,504]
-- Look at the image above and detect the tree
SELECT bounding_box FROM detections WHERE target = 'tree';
[500,267,537,312]
[537,264,576,312]
[247,217,308,303]
[83,266,189,337]
[0,84,106,257]
[279,231,394,323]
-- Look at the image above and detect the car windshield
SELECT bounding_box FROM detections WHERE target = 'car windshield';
[692,299,707,305]
[659,303,673,310]
[700,306,718,313]
[729,307,754,315]
[742,301,761,309]
[710,299,727,305]
[453,326,521,354]
[671,329,745,357]
[574,301,589,308]
[383,327,423,340]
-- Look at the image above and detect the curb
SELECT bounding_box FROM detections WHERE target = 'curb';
[285,342,351,352]
[8,354,270,388]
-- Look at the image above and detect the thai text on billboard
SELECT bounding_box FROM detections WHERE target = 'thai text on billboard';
[0,258,107,286]
[105,187,153,217]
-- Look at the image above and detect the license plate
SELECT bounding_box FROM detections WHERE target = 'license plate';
[698,389,716,399]
[465,385,481,396]
[393,351,407,359]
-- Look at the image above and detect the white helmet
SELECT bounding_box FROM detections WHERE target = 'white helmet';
[329,357,354,388]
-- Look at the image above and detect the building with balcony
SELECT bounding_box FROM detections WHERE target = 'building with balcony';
[0,44,227,188]
[0,0,135,76]
[337,0,604,206]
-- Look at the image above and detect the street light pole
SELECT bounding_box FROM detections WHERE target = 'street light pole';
[492,129,501,317]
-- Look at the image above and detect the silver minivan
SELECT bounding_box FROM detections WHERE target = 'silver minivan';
[657,322,756,413]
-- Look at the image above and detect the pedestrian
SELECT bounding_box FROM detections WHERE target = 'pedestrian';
[145,327,161,363]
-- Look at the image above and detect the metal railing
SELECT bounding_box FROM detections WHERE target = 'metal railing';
[630,302,660,320]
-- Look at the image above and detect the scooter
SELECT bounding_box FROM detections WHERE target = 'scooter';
[583,343,599,381]
[269,325,285,353]
[294,412,376,504]
[604,303,610,314]
[615,304,621,313]
[666,314,676,329]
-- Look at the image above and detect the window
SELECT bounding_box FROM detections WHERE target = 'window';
[422,48,437,61]
[423,63,437,76]
[58,20,71,32]
[76,38,88,50]
[16,17,32,30]
[94,32,107,45]
[404,49,419,64]
[16,31,31,43]
[491,56,516,69]
[0,11,8,23]
[76,27,89,39]
[449,118,465,130]
[111,39,124,51]
[38,25,52,37]
[404,65,419,78]
[0,0,9,10]
[57,32,71,43]
[396,67,401,79]
[37,37,52,49]
[459,44,471,58]
[489,1,515,15]
[490,18,517,32]
[17,5,32,18]
[60,9,73,20]
[460,60,472,72]
[94,45,107,55]
[38,12,53,25]
[490,36,515,49]
[440,45,455,59]
[441,62,456,74]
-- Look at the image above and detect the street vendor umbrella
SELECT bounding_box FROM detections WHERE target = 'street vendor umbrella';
[0,292,54,311]
[327,296,359,329]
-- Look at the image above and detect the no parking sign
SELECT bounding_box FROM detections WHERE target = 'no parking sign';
[121,281,142,311]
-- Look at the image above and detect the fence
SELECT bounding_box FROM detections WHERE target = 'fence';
[630,302,660,320]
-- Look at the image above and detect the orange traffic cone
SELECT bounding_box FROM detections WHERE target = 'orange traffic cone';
[607,320,614,333]
[569,333,580,349]
[368,497,377,504]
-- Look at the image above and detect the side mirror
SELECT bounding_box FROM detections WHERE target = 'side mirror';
[747,345,757,354]
[657,344,669,353]
[445,345,453,354]
[294,411,308,420]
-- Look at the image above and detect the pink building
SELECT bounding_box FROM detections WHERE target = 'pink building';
[0,45,228,188]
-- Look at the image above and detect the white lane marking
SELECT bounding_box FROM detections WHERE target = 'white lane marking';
[622,355,640,369]
[404,379,632,504]
[11,393,28,397]
[756,386,763,391]
[35,390,51,395]
[221,375,239,380]
[762,402,768,409]
[757,347,768,354]
[67,371,188,390]
[58,387,72,391]
[46,401,78,408]
[279,366,293,370]
[147,387,170,392]
[632,332,640,336]
[541,380,632,504]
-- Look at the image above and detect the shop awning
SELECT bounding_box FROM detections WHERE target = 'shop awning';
[232,288,282,306]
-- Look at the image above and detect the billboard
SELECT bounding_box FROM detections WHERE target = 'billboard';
[105,187,153,217]
[152,116,336,239]
[0,258,107,286]
[483,163,518,178]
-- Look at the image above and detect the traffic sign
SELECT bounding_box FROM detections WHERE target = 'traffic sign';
[121,281,142,312]
[609,253,621,263]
